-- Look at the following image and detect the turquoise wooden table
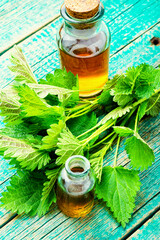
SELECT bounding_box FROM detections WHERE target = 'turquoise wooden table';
[0,0,160,239]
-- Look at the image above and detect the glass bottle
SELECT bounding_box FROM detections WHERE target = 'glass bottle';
[57,0,111,97]
[56,155,95,217]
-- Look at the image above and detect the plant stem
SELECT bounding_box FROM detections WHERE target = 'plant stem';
[134,107,139,133]
[81,119,116,145]
[91,131,115,149]
[113,136,120,167]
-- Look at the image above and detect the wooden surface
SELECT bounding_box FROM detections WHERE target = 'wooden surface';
[0,0,160,239]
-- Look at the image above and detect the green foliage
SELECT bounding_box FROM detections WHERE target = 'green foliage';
[17,84,64,119]
[138,101,148,121]
[0,171,45,216]
[38,168,61,216]
[0,46,159,226]
[125,134,155,171]
[0,91,22,125]
[113,126,134,137]
[89,146,108,182]
[39,69,78,90]
[39,69,79,107]
[67,112,97,141]
[99,106,132,125]
[55,129,84,165]
[41,120,65,150]
[96,166,140,227]
[9,45,37,84]
[146,93,160,117]
[0,135,51,170]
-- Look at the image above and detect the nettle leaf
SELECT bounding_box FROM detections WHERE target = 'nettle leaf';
[138,100,148,121]
[95,166,140,227]
[55,129,84,165]
[9,45,37,84]
[113,126,134,137]
[39,69,78,90]
[41,120,65,150]
[112,93,133,106]
[0,91,22,125]
[125,134,155,171]
[39,167,61,216]
[135,64,157,99]
[0,171,45,216]
[146,93,160,117]
[89,146,108,182]
[98,89,113,106]
[17,84,64,118]
[0,135,51,170]
[67,112,97,141]
[27,83,75,105]
[99,106,132,125]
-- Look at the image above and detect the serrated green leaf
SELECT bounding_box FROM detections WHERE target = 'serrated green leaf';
[17,84,64,119]
[0,91,22,125]
[113,126,134,137]
[99,106,132,125]
[89,146,108,182]
[138,100,148,120]
[146,93,160,117]
[125,134,155,171]
[38,168,61,216]
[135,64,157,99]
[55,129,84,165]
[0,171,45,216]
[9,45,37,84]
[27,83,74,104]
[41,120,65,150]
[0,135,51,170]
[67,112,97,142]
[95,166,140,227]
[112,93,133,106]
[98,89,113,106]
[39,69,78,90]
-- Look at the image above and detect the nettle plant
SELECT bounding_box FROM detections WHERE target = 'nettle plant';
[0,46,159,227]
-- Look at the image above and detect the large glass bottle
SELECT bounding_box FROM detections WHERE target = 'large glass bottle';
[56,155,95,217]
[57,0,111,97]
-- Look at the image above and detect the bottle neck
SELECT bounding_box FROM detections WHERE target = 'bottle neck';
[65,155,90,180]
[61,3,104,37]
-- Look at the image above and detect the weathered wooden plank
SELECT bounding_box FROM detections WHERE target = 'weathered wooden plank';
[0,0,63,54]
[0,0,130,54]
[0,114,159,239]
[128,211,160,240]
[1,0,159,88]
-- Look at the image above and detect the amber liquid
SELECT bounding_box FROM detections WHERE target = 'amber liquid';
[56,167,94,218]
[58,24,110,97]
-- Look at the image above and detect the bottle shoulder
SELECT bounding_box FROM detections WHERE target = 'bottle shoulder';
[57,22,110,57]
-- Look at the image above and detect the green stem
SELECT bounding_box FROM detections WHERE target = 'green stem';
[81,119,116,145]
[113,136,120,167]
[146,94,160,112]
[134,107,139,133]
[91,131,115,149]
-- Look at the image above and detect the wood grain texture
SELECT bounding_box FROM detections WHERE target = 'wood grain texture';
[0,0,159,89]
[0,0,63,54]
[128,211,160,240]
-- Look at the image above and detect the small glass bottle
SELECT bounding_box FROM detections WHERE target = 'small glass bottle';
[56,155,95,217]
[57,0,111,97]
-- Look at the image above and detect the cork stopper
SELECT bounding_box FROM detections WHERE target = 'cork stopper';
[65,0,100,19]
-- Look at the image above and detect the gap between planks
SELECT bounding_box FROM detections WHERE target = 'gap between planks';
[121,201,160,239]
[0,14,60,56]
[0,0,142,57]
